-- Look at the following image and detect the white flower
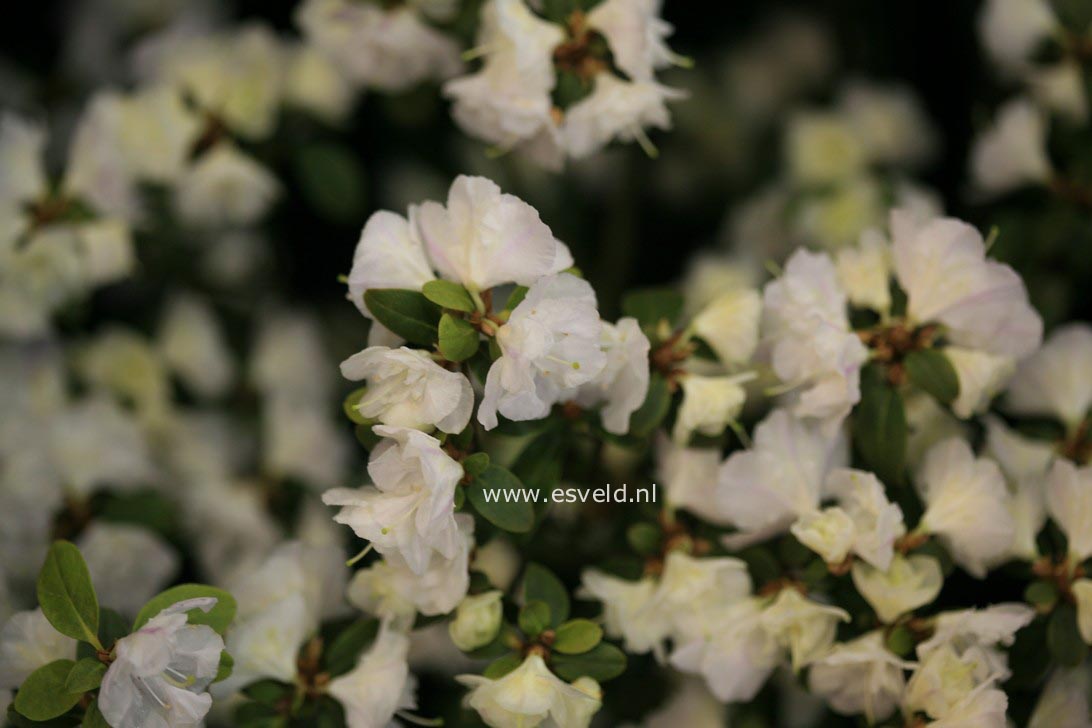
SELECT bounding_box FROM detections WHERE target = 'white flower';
[250,310,335,402]
[449,590,504,651]
[984,418,1052,560]
[826,468,906,570]
[784,112,866,187]
[851,554,944,623]
[158,294,235,399]
[78,523,178,617]
[585,0,677,81]
[891,209,1043,359]
[1007,323,1092,430]
[978,0,1058,74]
[98,598,225,728]
[262,397,350,489]
[655,551,753,635]
[690,288,762,366]
[219,594,314,694]
[717,408,844,540]
[1028,666,1092,728]
[669,598,780,702]
[328,624,418,728]
[762,249,869,430]
[174,143,279,228]
[834,230,891,314]
[0,609,77,689]
[655,436,731,525]
[1046,459,1092,562]
[970,98,1052,198]
[790,507,856,566]
[578,572,665,655]
[472,537,521,591]
[297,0,462,92]
[638,678,725,728]
[759,588,849,670]
[672,372,751,443]
[116,85,201,184]
[567,317,650,435]
[63,92,140,221]
[1075,580,1092,644]
[562,74,684,159]
[457,654,602,728]
[323,426,463,574]
[808,630,912,723]
[795,174,885,251]
[347,514,474,619]
[944,347,1016,419]
[479,273,605,429]
[282,43,354,124]
[917,603,1034,660]
[916,438,1015,577]
[340,346,474,433]
[415,175,573,292]
[50,396,154,497]
[840,81,936,167]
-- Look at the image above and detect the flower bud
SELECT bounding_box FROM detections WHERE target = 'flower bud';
[448,590,503,652]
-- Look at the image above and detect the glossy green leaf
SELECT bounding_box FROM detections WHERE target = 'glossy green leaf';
[363,289,441,346]
[422,280,476,312]
[552,619,603,655]
[37,541,100,646]
[518,600,551,638]
[13,660,81,721]
[551,642,627,682]
[133,584,236,635]
[521,563,569,626]
[467,465,535,533]
[905,349,960,405]
[483,652,523,679]
[65,658,106,693]
[438,313,480,362]
[854,364,908,486]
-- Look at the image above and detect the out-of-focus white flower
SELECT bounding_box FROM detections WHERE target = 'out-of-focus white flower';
[795,174,885,251]
[784,112,866,187]
[282,43,354,124]
[340,346,474,433]
[297,0,462,92]
[690,288,762,366]
[457,654,602,728]
[969,97,1052,197]
[717,408,843,541]
[851,554,944,623]
[1007,323,1092,430]
[984,417,1052,560]
[808,630,912,723]
[98,598,225,728]
[834,230,891,314]
[916,438,1015,577]
[637,678,725,728]
[1046,459,1092,562]
[78,523,178,617]
[328,624,418,728]
[978,0,1058,75]
[585,0,677,81]
[790,507,856,566]
[324,426,463,574]
[416,176,573,292]
[759,588,849,670]
[762,249,868,431]
[250,310,334,402]
[479,273,605,429]
[182,480,281,587]
[472,537,520,591]
[563,74,684,159]
[449,590,504,651]
[76,327,172,421]
[672,372,751,443]
[1030,61,1089,122]
[347,514,473,620]
[1028,666,1092,728]
[51,396,155,497]
[891,209,1042,359]
[840,81,936,168]
[158,294,235,399]
[116,85,200,184]
[262,397,350,489]
[0,609,76,689]
[567,317,650,435]
[63,92,140,220]
[218,594,313,694]
[945,347,1016,419]
[656,436,730,525]
[174,143,280,227]
[918,603,1034,661]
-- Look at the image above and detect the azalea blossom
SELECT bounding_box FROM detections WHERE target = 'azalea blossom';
[566,317,651,435]
[457,653,602,728]
[851,554,944,623]
[327,624,418,728]
[808,630,914,723]
[1006,323,1092,431]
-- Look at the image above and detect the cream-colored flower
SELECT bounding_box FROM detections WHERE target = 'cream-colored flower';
[852,554,943,623]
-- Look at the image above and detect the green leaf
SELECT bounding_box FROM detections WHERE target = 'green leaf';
[294,142,366,225]
[466,465,535,533]
[363,289,442,346]
[36,541,100,646]
[342,386,372,425]
[463,452,490,479]
[551,642,627,682]
[438,313,480,362]
[854,364,908,486]
[1048,603,1089,666]
[422,280,476,312]
[504,286,529,311]
[82,700,110,728]
[626,523,661,556]
[483,652,523,679]
[905,350,960,405]
[354,423,382,450]
[13,660,81,721]
[65,658,106,693]
[552,619,603,655]
[98,491,178,537]
[622,288,684,334]
[627,373,671,438]
[243,680,293,705]
[510,430,565,501]
[323,618,379,677]
[1025,580,1059,609]
[518,600,551,638]
[133,584,237,635]
[521,563,569,627]
[884,626,913,657]
[215,650,234,684]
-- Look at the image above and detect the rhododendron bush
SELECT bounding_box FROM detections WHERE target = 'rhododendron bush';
[3,1,1092,726]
